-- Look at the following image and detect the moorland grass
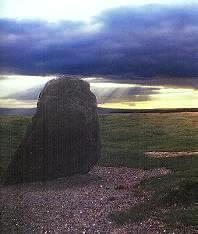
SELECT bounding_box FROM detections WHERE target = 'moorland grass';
[99,113,198,171]
[0,113,197,229]
[0,116,31,175]
[98,113,197,230]
[111,170,198,229]
[1,113,197,173]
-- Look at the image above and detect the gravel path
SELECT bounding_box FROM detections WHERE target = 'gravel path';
[0,166,173,233]
[145,151,198,158]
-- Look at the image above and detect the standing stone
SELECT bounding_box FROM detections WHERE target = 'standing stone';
[4,78,101,184]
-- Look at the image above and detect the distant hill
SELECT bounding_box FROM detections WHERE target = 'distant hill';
[100,107,198,114]
[0,107,198,116]
[0,108,36,116]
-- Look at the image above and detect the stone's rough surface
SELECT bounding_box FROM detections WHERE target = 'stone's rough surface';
[4,78,101,184]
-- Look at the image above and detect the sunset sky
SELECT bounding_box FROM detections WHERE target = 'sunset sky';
[0,0,197,109]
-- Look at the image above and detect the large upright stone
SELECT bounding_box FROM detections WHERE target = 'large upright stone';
[4,78,101,184]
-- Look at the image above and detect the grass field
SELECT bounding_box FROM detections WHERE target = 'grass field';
[99,113,198,230]
[0,113,198,230]
[100,113,198,171]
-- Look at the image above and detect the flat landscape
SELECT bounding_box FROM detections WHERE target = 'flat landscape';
[1,1,198,233]
[0,112,198,233]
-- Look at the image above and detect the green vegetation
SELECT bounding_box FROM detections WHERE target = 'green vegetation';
[0,116,31,175]
[100,113,198,231]
[111,171,198,230]
[0,113,198,230]
[163,206,198,228]
[99,113,198,170]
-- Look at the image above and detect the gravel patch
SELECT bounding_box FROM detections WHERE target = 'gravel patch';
[145,151,198,158]
[1,166,172,233]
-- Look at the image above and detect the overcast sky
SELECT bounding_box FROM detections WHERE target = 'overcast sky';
[0,0,197,109]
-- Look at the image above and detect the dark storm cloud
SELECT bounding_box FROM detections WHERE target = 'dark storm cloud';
[0,4,198,84]
[106,76,198,89]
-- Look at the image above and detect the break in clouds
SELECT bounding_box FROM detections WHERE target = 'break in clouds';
[0,4,198,109]
[0,4,198,84]
[0,76,160,105]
